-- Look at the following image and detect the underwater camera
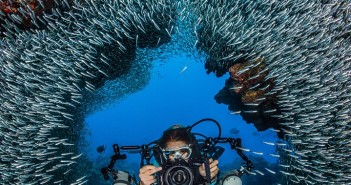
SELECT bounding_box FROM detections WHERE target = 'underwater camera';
[157,158,195,185]
[101,118,254,185]
[152,140,205,185]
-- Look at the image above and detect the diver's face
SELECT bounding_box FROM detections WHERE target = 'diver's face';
[165,141,190,161]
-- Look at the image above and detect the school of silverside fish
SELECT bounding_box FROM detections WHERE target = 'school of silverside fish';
[192,0,351,184]
[0,0,350,184]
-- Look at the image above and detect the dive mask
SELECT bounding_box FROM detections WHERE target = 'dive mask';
[162,145,192,160]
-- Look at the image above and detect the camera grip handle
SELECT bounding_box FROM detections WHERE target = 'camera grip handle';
[204,158,211,185]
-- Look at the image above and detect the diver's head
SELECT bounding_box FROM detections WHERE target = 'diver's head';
[159,125,193,162]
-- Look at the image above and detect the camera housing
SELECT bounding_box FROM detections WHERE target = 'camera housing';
[156,158,201,185]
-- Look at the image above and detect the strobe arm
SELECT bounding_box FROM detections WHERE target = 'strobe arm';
[101,144,126,180]
[226,138,254,174]
[212,137,254,174]
[140,144,152,167]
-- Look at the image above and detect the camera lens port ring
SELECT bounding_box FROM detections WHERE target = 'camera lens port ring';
[164,166,194,185]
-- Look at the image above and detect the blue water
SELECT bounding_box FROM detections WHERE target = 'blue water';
[85,54,278,180]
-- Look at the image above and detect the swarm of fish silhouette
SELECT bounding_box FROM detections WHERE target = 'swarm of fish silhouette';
[191,0,351,184]
[0,0,350,184]
[96,145,106,154]
[0,0,176,184]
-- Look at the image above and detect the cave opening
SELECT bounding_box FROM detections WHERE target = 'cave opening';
[81,51,278,182]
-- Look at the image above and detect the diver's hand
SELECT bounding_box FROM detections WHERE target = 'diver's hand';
[139,165,162,185]
[199,158,219,180]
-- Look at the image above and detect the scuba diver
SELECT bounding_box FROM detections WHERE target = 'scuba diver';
[139,125,219,185]
[101,118,253,185]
